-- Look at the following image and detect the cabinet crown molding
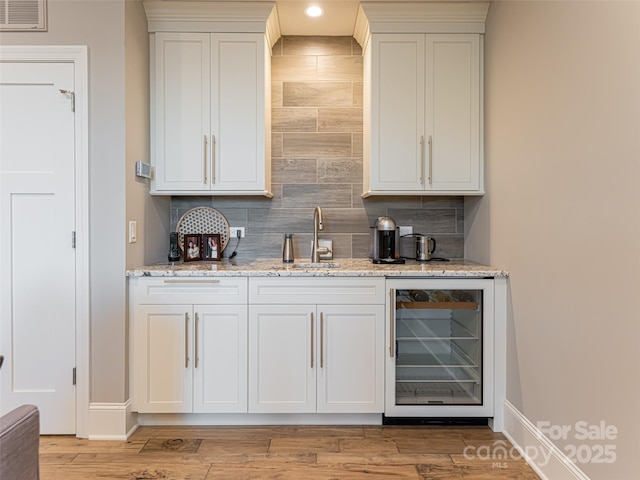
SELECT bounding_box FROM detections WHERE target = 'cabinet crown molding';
[144,1,281,47]
[354,2,489,47]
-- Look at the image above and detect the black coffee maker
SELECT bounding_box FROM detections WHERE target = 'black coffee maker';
[370,216,405,264]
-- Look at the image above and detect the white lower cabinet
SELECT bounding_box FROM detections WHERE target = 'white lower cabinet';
[130,277,248,413]
[135,304,192,413]
[248,278,386,414]
[318,305,383,414]
[135,304,247,413]
[194,304,247,413]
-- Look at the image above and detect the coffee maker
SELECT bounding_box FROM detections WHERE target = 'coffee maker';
[370,216,405,264]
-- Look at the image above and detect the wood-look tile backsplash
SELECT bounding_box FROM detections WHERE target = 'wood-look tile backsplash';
[170,36,464,260]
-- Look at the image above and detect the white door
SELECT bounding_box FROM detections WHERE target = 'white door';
[248,305,315,413]
[0,62,77,433]
[317,305,385,414]
[194,304,247,413]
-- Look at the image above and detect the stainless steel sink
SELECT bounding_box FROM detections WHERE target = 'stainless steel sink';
[291,262,341,269]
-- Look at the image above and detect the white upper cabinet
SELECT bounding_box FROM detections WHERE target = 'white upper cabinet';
[426,34,481,192]
[368,34,426,193]
[356,2,488,197]
[153,33,211,193]
[144,1,279,196]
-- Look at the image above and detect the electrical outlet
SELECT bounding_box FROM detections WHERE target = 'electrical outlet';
[399,226,413,237]
[230,227,245,238]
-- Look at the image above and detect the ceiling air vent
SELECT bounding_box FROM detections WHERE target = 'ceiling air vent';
[0,0,47,31]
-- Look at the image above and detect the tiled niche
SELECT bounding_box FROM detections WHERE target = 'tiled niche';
[170,36,464,260]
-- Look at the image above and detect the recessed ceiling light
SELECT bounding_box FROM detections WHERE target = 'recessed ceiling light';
[305,5,324,17]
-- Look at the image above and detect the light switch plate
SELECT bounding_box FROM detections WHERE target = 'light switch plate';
[128,221,137,243]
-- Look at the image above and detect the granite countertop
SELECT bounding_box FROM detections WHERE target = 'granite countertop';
[127,258,508,278]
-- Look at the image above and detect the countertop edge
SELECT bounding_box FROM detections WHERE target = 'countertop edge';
[126,258,509,278]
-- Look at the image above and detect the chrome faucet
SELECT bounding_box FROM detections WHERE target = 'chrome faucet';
[311,206,326,263]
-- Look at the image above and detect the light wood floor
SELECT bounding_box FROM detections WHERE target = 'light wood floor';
[40,425,540,479]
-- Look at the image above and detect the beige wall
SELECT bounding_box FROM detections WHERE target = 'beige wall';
[125,0,170,271]
[468,1,640,478]
[124,0,169,403]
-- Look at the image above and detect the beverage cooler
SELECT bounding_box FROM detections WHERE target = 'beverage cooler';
[385,279,494,418]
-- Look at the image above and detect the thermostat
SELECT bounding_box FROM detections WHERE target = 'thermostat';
[136,161,151,179]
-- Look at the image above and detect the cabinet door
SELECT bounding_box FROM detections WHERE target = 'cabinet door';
[369,34,425,192]
[317,305,385,413]
[211,34,268,193]
[248,305,315,413]
[135,305,193,413]
[425,34,481,191]
[193,305,248,413]
[152,33,211,192]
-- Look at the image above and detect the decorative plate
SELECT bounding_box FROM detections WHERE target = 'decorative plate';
[176,207,230,252]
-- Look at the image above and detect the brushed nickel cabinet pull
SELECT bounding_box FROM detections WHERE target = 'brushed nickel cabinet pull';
[389,289,395,358]
[427,135,433,184]
[163,279,220,284]
[420,135,425,185]
[320,312,324,369]
[212,134,217,184]
[185,312,190,368]
[203,135,208,184]
[310,312,315,368]
[195,312,200,368]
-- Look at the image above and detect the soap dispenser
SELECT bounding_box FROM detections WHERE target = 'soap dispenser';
[282,233,295,263]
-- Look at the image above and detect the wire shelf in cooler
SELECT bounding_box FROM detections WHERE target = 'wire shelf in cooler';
[396,336,478,342]
[396,352,478,369]
[396,318,478,340]
[396,301,479,311]
[396,368,479,383]
[396,310,482,339]
[395,381,481,405]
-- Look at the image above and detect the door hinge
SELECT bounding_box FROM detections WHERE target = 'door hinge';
[59,89,75,112]
[72,367,76,386]
[72,231,76,249]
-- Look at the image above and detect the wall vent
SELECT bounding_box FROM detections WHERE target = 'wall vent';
[0,0,47,31]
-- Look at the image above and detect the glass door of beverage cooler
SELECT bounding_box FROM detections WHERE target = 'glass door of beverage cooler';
[385,279,494,417]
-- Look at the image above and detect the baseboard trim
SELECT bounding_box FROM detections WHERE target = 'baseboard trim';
[137,413,382,426]
[88,401,138,440]
[503,400,590,480]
